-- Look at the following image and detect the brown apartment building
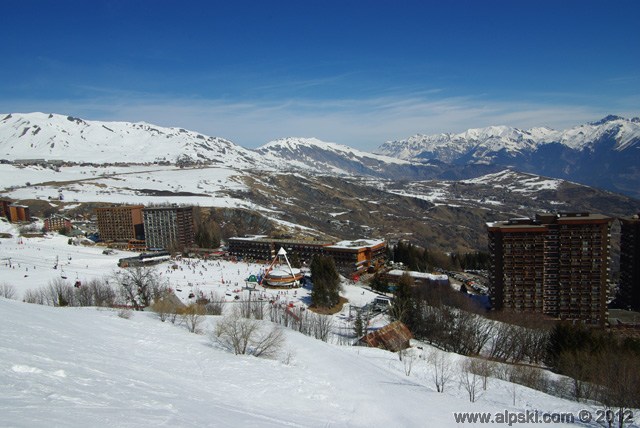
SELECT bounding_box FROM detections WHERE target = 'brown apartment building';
[96,205,145,242]
[487,212,612,326]
[7,204,31,223]
[44,214,72,232]
[619,213,640,311]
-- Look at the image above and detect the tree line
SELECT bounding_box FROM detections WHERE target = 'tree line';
[391,241,489,272]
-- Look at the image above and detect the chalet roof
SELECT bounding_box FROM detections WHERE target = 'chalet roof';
[358,321,412,352]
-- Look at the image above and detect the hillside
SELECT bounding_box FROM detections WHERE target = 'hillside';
[0,295,599,427]
[0,112,259,169]
[0,112,638,253]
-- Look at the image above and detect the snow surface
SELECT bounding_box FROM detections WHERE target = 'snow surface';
[0,164,257,209]
[1,223,633,427]
[0,295,599,428]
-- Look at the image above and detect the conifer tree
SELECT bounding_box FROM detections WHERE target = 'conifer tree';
[310,255,340,308]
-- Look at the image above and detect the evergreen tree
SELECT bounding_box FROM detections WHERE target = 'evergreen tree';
[390,272,415,325]
[354,310,364,338]
[310,255,340,308]
[369,272,389,293]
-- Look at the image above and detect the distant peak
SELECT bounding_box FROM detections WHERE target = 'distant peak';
[589,115,625,126]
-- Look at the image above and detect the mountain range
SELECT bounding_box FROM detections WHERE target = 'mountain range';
[377,115,640,198]
[2,112,639,199]
[1,112,638,252]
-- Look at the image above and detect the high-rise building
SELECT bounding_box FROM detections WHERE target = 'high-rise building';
[619,213,640,311]
[96,205,145,242]
[142,206,195,251]
[487,212,612,326]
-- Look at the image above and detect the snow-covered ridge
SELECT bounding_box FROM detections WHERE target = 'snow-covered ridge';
[377,115,640,161]
[0,112,260,168]
[255,136,416,178]
[258,136,410,165]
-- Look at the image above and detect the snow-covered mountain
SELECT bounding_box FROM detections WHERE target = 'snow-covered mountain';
[377,116,640,198]
[0,112,260,169]
[378,115,640,162]
[254,137,464,180]
[2,112,640,197]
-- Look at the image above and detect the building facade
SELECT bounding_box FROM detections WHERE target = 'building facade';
[142,206,195,251]
[0,200,9,219]
[619,213,640,311]
[487,212,612,326]
[44,214,72,232]
[96,205,144,242]
[228,236,387,277]
[7,204,31,223]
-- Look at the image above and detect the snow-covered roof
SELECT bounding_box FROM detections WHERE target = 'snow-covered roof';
[325,239,386,250]
[386,269,448,281]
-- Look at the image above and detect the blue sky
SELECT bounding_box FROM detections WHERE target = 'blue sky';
[1,0,638,150]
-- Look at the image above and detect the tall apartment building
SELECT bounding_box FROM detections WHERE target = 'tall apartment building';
[142,206,195,251]
[96,205,145,242]
[619,213,640,311]
[487,212,612,326]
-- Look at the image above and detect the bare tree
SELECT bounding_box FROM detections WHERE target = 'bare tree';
[400,348,418,376]
[113,266,166,310]
[595,350,640,428]
[0,283,17,299]
[204,293,226,315]
[45,278,75,307]
[88,279,118,307]
[459,359,483,402]
[213,311,285,357]
[469,358,494,391]
[152,295,182,322]
[181,303,206,333]
[557,351,598,402]
[429,348,453,393]
[23,288,44,304]
[312,313,333,342]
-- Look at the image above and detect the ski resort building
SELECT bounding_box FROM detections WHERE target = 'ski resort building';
[7,204,31,223]
[619,213,640,312]
[0,200,9,219]
[96,205,145,243]
[43,214,71,232]
[487,212,612,327]
[142,206,195,251]
[227,236,387,277]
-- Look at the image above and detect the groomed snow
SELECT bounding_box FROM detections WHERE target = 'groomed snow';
[0,223,625,427]
[1,296,608,428]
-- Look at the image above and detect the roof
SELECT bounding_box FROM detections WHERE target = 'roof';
[386,270,448,281]
[359,321,412,352]
[325,239,386,250]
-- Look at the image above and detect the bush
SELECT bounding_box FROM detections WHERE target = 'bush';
[117,308,133,319]
[213,312,285,358]
[181,303,206,333]
[0,283,17,299]
[152,297,181,322]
